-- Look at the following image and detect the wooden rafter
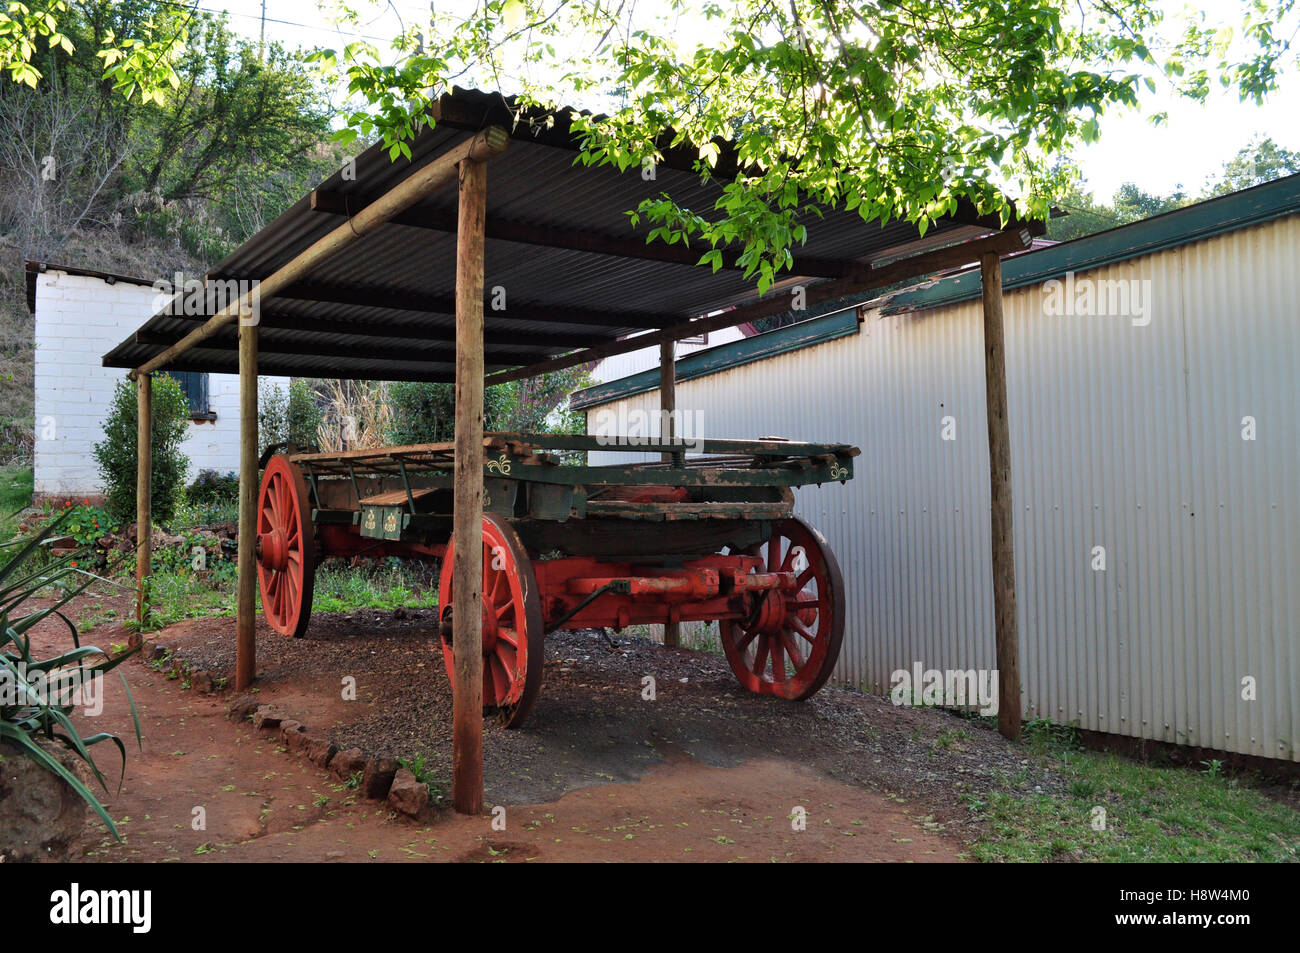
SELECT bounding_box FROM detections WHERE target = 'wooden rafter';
[485,227,1034,386]
[310,188,853,278]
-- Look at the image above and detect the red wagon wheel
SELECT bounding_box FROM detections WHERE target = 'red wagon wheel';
[439,514,544,728]
[256,455,315,637]
[721,517,845,700]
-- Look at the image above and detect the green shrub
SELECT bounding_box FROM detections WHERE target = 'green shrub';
[259,378,324,451]
[387,366,594,445]
[93,376,191,525]
[187,469,239,507]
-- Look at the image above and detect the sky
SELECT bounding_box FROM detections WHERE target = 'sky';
[204,0,1300,203]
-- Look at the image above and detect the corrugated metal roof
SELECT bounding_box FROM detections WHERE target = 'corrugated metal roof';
[101,87,1024,382]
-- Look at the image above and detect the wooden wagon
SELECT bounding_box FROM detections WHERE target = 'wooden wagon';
[254,432,859,727]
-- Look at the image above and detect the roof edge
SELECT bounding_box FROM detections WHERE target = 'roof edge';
[25,260,157,313]
[571,308,862,410]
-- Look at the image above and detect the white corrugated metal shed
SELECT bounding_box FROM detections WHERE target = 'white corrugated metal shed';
[575,173,1300,762]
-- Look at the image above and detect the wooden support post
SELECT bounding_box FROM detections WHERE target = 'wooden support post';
[979,252,1021,741]
[134,373,152,638]
[234,320,259,691]
[451,157,487,814]
[659,339,681,649]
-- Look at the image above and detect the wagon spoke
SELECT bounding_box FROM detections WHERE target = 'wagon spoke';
[789,617,818,645]
[794,566,815,590]
[736,627,760,653]
[488,653,509,702]
[752,634,770,677]
[767,537,782,572]
[780,630,806,669]
[495,639,517,672]
[771,639,786,681]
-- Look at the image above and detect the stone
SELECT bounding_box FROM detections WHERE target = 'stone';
[386,769,429,818]
[0,740,88,862]
[252,706,283,731]
[329,748,366,782]
[281,722,311,755]
[307,737,338,769]
[361,755,400,800]
[227,694,261,723]
[190,671,215,694]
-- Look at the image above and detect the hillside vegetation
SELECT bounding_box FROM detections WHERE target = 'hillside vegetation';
[0,0,344,466]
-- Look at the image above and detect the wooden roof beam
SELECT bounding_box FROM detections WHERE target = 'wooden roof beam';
[275,281,679,329]
[133,329,522,369]
[310,188,853,279]
[150,309,598,348]
[484,227,1033,387]
[107,353,458,384]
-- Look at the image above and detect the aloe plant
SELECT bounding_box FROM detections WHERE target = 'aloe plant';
[1,508,142,840]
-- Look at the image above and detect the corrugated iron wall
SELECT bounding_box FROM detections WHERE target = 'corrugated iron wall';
[585,214,1300,761]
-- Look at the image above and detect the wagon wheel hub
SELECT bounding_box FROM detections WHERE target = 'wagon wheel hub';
[258,529,288,572]
[752,588,788,634]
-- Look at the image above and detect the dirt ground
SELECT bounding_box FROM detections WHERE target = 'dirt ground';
[23,586,1063,862]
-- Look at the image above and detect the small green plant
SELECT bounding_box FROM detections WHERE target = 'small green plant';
[1022,717,1082,754]
[344,771,362,790]
[1201,758,1225,780]
[398,752,448,802]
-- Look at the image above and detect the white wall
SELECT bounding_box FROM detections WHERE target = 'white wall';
[32,270,288,497]
[589,325,747,383]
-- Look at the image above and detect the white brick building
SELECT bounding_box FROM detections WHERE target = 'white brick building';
[27,262,288,498]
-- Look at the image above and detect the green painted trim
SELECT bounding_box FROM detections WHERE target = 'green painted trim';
[571,307,862,409]
[885,172,1300,313]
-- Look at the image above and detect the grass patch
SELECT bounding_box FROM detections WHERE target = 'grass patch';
[965,720,1300,862]
[136,567,239,630]
[0,465,33,538]
[311,562,437,613]
[131,558,439,632]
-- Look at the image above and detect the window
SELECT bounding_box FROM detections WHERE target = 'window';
[164,371,213,419]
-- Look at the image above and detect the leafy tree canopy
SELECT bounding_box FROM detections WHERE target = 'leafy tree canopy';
[0,0,188,101]
[314,0,1300,293]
